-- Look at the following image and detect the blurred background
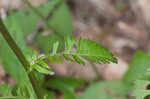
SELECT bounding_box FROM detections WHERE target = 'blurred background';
[0,0,150,98]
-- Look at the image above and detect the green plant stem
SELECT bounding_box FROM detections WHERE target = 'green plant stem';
[0,18,43,99]
[23,0,64,39]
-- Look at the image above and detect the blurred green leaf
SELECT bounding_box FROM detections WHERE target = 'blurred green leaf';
[134,80,150,99]
[123,51,150,84]
[43,0,74,36]
[44,91,56,99]
[45,77,84,99]
[79,81,129,99]
[35,0,74,54]
[8,9,38,38]
[0,84,12,96]
[36,34,64,54]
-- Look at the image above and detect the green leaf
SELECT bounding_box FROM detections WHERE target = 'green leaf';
[7,9,38,38]
[44,91,56,99]
[75,39,117,64]
[79,81,129,99]
[48,55,62,64]
[36,34,64,54]
[45,0,74,36]
[15,84,30,98]
[64,37,76,53]
[63,54,74,62]
[35,0,74,54]
[134,80,150,99]
[36,55,49,69]
[51,41,59,55]
[45,77,84,99]
[0,84,12,96]
[43,37,117,65]
[30,64,54,75]
[63,38,117,64]
[123,51,150,84]
[0,84,27,99]
[72,55,85,65]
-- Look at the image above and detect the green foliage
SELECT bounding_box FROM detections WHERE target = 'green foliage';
[134,80,150,99]
[79,81,129,99]
[35,0,74,54]
[0,18,36,98]
[28,53,54,75]
[79,51,150,99]
[45,37,117,65]
[1,0,150,98]
[123,51,150,84]
[123,51,150,99]
[8,9,38,38]
[45,77,84,99]
[41,0,74,35]
[0,1,74,98]
[75,38,117,64]
[0,84,12,96]
[0,84,28,99]
[0,0,119,99]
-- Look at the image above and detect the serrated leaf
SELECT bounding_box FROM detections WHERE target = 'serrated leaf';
[75,39,117,64]
[63,54,74,62]
[72,55,85,65]
[48,55,62,64]
[46,37,117,65]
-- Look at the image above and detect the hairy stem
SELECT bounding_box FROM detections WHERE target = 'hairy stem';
[0,18,43,99]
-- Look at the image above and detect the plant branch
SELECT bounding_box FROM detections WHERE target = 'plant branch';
[0,18,43,99]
